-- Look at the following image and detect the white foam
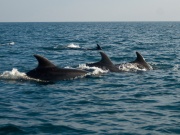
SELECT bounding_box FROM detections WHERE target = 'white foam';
[78,64,108,75]
[0,42,15,46]
[67,43,80,48]
[9,42,15,45]
[0,68,26,80]
[118,63,147,72]
[0,68,46,82]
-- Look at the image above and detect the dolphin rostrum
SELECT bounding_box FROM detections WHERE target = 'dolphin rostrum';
[86,52,120,72]
[26,55,88,81]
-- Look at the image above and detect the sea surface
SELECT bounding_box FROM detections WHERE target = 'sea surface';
[0,22,180,135]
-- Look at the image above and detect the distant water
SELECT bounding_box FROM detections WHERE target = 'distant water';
[0,22,180,135]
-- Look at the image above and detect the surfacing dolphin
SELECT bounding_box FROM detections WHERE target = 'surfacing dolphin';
[116,52,153,70]
[86,51,152,72]
[26,55,88,82]
[86,52,120,72]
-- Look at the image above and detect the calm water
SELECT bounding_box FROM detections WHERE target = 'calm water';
[0,22,180,135]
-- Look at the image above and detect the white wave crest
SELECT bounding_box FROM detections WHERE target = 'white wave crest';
[67,43,80,48]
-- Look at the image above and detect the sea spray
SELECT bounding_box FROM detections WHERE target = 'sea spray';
[0,68,26,80]
[0,68,47,82]
[118,63,147,72]
[78,64,108,75]
[67,43,80,48]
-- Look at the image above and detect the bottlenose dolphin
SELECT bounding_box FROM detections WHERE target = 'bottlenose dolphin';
[26,55,88,81]
[130,52,152,70]
[116,52,153,70]
[86,51,152,72]
[86,52,120,72]
[96,44,102,50]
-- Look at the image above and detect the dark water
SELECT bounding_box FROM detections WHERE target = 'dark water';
[0,22,180,135]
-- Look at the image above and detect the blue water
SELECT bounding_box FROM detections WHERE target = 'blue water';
[0,22,180,135]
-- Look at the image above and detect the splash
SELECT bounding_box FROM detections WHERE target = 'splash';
[67,43,80,48]
[118,63,147,72]
[0,42,15,46]
[9,42,15,45]
[78,64,108,75]
[0,68,26,80]
[0,68,47,82]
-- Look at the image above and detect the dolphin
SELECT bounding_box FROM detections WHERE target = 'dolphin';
[116,52,153,70]
[86,52,120,72]
[96,44,102,50]
[26,55,88,81]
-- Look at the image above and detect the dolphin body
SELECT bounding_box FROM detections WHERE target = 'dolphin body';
[26,55,88,82]
[86,52,121,72]
[116,52,153,70]
[86,51,152,72]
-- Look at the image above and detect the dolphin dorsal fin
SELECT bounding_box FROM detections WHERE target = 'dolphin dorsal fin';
[134,52,146,63]
[99,52,114,65]
[34,54,56,68]
[97,44,102,50]
[133,52,152,70]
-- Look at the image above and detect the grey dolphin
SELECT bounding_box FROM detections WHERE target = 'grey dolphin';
[96,44,102,50]
[116,52,153,70]
[130,52,152,70]
[26,55,88,81]
[86,52,120,72]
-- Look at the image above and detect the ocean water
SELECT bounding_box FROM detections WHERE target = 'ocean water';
[0,22,180,135]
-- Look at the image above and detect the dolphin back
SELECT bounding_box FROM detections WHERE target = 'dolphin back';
[132,52,152,70]
[26,54,88,81]
[87,52,120,72]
